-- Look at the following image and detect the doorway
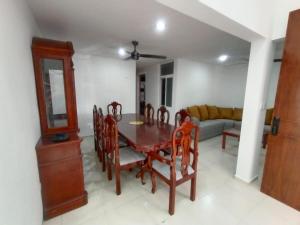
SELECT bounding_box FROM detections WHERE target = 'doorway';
[138,74,145,115]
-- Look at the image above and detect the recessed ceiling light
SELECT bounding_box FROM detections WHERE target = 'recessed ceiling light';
[118,48,126,57]
[218,54,229,62]
[156,19,166,32]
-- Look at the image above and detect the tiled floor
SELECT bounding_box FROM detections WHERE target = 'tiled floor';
[43,136,300,225]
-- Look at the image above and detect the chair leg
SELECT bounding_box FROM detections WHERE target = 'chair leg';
[102,150,106,172]
[169,182,176,215]
[151,172,156,194]
[98,148,103,162]
[190,177,196,201]
[107,156,112,181]
[115,167,121,195]
[94,138,97,152]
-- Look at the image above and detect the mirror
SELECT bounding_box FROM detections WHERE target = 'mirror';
[41,58,68,128]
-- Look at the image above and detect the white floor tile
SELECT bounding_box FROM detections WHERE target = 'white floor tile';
[42,135,300,225]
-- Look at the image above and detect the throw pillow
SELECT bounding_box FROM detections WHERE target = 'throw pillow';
[198,105,209,121]
[187,106,201,119]
[218,107,233,119]
[232,108,243,121]
[207,105,220,119]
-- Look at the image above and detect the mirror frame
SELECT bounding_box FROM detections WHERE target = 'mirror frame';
[32,38,79,137]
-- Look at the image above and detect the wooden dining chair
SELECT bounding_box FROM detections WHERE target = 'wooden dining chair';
[144,103,154,120]
[107,101,122,117]
[150,120,199,215]
[96,107,106,171]
[174,109,191,127]
[104,114,146,195]
[93,105,99,152]
[157,106,170,124]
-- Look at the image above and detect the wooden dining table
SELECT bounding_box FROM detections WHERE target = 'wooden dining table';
[116,113,175,183]
[117,113,175,153]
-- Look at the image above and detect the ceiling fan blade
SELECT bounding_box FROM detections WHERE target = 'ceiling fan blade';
[124,56,132,60]
[140,54,167,59]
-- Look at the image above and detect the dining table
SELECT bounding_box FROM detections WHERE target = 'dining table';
[116,113,175,183]
[117,113,175,152]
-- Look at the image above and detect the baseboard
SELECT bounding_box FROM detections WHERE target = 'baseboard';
[235,174,258,183]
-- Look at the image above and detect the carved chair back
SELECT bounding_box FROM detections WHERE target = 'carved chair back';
[93,105,99,152]
[157,106,170,124]
[174,109,191,127]
[144,103,154,120]
[171,121,199,178]
[103,114,119,165]
[93,105,98,138]
[107,101,122,117]
[96,107,104,150]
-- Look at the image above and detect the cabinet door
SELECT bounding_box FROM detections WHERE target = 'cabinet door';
[32,37,79,136]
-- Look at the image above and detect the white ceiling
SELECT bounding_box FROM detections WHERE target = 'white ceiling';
[27,0,251,69]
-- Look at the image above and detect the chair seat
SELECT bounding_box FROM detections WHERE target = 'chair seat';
[152,158,194,180]
[119,138,128,147]
[119,147,146,166]
[119,135,128,147]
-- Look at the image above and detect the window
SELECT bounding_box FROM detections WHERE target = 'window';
[160,62,174,107]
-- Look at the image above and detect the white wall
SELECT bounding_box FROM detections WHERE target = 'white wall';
[73,54,136,136]
[139,58,280,120]
[266,62,281,107]
[137,65,160,110]
[175,59,249,109]
[0,1,42,225]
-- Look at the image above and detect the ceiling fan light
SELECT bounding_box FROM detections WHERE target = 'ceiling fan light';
[218,54,229,62]
[118,48,126,57]
[156,19,166,32]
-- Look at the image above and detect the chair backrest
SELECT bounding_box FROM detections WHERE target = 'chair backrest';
[103,114,119,163]
[171,121,199,178]
[157,106,170,124]
[174,109,191,127]
[93,105,98,137]
[96,107,104,150]
[107,101,122,117]
[144,103,154,120]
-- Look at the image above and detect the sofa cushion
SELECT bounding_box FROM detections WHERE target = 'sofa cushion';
[199,120,225,140]
[265,108,273,125]
[233,121,242,130]
[233,108,243,121]
[198,105,209,121]
[207,105,220,119]
[216,119,234,130]
[218,107,233,119]
[187,106,201,119]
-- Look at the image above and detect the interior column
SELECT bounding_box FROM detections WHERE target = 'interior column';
[235,38,275,183]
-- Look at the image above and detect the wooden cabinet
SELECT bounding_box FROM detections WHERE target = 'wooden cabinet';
[32,38,87,219]
[36,133,87,219]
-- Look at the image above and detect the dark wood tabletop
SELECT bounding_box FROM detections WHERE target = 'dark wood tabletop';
[117,113,175,152]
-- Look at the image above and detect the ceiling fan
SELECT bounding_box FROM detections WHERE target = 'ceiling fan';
[123,40,167,60]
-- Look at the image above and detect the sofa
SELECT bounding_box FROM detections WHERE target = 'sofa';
[187,105,273,141]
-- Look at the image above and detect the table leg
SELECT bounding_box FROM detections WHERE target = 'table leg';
[136,154,152,185]
[222,134,226,150]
